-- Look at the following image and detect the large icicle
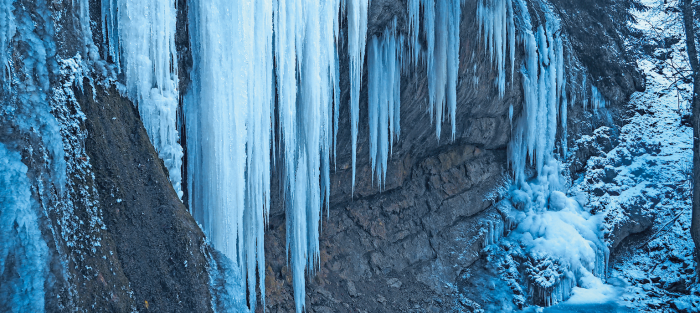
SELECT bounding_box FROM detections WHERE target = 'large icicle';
[186,0,274,310]
[102,0,183,197]
[187,0,341,311]
[276,1,341,311]
[347,0,369,194]
[477,0,516,98]
[367,20,403,187]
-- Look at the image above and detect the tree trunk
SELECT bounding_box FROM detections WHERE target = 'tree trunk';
[682,0,700,279]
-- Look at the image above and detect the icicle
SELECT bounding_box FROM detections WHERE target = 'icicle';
[421,0,462,140]
[477,0,516,98]
[591,85,606,109]
[347,0,369,195]
[367,19,402,188]
[0,0,14,86]
[408,0,421,66]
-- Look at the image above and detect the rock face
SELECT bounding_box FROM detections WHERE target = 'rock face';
[1,0,647,312]
[78,82,213,312]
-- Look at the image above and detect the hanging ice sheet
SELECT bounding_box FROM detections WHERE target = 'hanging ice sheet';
[186,0,273,310]
[102,0,183,198]
[186,0,341,311]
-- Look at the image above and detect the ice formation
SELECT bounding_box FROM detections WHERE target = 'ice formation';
[477,0,609,306]
[347,0,369,194]
[0,0,12,84]
[590,85,607,109]
[185,0,274,309]
[367,20,403,187]
[186,0,342,310]
[94,0,613,309]
[0,143,49,312]
[477,0,517,97]
[102,0,183,197]
[408,0,463,140]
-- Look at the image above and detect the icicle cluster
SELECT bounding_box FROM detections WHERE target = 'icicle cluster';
[102,0,474,310]
[186,0,342,311]
[408,0,463,140]
[347,0,369,194]
[477,0,516,97]
[102,0,183,197]
[185,0,274,310]
[275,1,342,312]
[367,20,403,188]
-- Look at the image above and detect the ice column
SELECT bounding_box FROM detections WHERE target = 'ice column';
[347,0,369,194]
[276,1,342,311]
[367,20,403,187]
[186,0,274,310]
[0,144,49,312]
[102,0,183,197]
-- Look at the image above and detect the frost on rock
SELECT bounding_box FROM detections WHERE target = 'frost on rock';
[0,143,49,312]
[367,19,403,188]
[102,0,183,197]
[0,0,109,308]
[208,250,250,313]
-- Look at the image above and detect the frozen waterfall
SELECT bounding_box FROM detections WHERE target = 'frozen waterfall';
[97,0,615,309]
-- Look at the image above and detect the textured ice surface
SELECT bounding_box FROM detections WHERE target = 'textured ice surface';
[0,143,49,312]
[102,0,183,197]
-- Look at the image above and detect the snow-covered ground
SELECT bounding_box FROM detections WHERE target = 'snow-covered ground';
[560,0,697,311]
